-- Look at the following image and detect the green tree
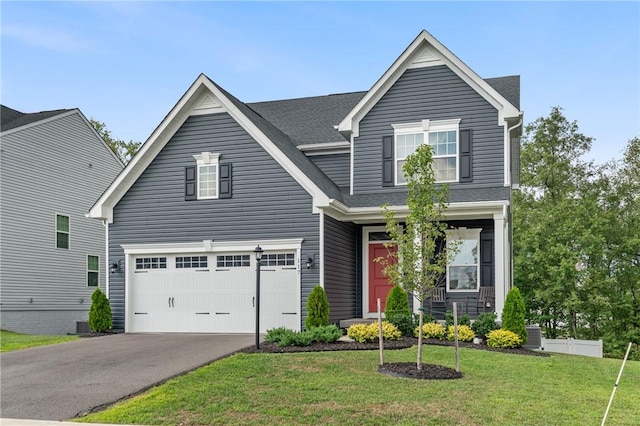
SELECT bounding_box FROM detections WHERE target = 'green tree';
[90,119,141,164]
[384,285,411,317]
[88,288,112,332]
[305,285,329,329]
[377,143,458,369]
[502,287,527,344]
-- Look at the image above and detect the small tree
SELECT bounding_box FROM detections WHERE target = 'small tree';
[377,144,459,369]
[305,285,329,329]
[502,286,527,344]
[88,288,112,332]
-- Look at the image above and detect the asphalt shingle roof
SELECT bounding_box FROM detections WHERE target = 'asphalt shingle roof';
[485,76,520,110]
[1,105,71,132]
[248,92,366,145]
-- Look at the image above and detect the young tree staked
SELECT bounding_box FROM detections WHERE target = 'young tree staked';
[376,143,458,370]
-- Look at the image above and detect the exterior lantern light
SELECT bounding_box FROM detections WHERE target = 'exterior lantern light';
[254,245,263,349]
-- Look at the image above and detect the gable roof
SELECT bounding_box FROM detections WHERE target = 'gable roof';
[88,74,343,222]
[1,105,72,133]
[337,30,521,137]
[485,76,520,110]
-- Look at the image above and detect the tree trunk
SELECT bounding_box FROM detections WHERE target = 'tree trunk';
[417,309,424,370]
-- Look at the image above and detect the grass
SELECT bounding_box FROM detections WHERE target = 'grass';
[76,345,640,425]
[0,329,78,352]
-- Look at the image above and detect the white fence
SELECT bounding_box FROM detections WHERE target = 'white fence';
[541,338,603,358]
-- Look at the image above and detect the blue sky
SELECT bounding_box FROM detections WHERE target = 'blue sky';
[2,2,638,164]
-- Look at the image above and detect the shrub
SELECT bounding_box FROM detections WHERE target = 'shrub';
[502,287,527,344]
[446,325,476,342]
[306,325,343,343]
[305,285,330,329]
[347,321,401,343]
[487,329,522,349]
[384,285,411,317]
[445,310,471,327]
[423,313,436,324]
[88,288,112,332]
[459,314,471,327]
[471,312,499,339]
[415,322,446,339]
[386,313,416,336]
[265,327,290,343]
[278,330,313,347]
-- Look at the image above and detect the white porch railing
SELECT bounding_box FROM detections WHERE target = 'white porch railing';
[541,338,603,358]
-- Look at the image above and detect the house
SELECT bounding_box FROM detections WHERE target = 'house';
[0,106,123,334]
[88,30,522,333]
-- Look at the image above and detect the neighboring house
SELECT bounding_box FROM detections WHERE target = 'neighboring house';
[0,105,123,334]
[88,30,523,333]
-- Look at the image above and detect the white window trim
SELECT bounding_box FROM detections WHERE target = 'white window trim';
[55,213,70,249]
[445,228,481,292]
[193,152,221,200]
[393,118,461,185]
[87,255,100,287]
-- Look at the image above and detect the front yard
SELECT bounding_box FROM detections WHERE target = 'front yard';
[77,345,640,425]
[0,330,78,352]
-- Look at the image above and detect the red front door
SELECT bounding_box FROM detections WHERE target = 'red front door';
[368,243,397,313]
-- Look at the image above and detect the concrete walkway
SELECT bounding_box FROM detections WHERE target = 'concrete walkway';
[0,334,254,421]
[1,420,139,426]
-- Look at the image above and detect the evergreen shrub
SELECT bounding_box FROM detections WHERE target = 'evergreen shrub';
[88,288,112,332]
[502,287,527,344]
[305,285,330,329]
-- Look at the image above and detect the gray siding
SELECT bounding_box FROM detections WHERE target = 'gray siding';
[354,65,506,197]
[109,113,320,330]
[323,215,357,323]
[309,153,350,188]
[0,112,122,334]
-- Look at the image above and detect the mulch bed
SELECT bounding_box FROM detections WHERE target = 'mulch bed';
[241,336,549,357]
[379,362,463,380]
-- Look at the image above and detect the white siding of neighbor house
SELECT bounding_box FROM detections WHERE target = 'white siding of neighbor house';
[0,112,123,334]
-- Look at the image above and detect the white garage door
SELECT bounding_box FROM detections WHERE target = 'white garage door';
[128,252,299,333]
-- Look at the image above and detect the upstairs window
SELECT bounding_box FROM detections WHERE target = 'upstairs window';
[193,152,220,200]
[56,214,70,249]
[393,119,461,184]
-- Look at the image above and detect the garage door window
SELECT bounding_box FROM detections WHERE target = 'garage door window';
[217,255,250,267]
[136,257,167,270]
[176,256,208,268]
[263,253,295,266]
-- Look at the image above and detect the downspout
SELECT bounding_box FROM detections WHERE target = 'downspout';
[506,113,523,295]
[104,219,110,299]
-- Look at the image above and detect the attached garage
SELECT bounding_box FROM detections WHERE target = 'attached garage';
[121,240,302,333]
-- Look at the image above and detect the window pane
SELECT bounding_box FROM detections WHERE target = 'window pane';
[448,266,477,290]
[87,271,99,287]
[56,232,69,249]
[451,239,478,265]
[396,160,407,184]
[56,215,69,232]
[433,157,457,182]
[88,255,99,271]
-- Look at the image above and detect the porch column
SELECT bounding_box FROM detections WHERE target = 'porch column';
[493,210,507,321]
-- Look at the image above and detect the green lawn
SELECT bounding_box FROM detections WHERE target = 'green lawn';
[0,330,78,352]
[77,345,640,425]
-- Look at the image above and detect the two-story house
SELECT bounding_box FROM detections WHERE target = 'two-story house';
[1,106,123,334]
[88,30,522,333]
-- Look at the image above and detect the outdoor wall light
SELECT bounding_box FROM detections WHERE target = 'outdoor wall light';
[306,255,314,269]
[110,259,123,274]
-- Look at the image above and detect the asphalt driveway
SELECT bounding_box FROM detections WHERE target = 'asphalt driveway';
[0,333,255,421]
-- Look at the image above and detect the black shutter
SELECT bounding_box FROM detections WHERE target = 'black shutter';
[219,163,232,199]
[480,237,493,286]
[459,129,473,182]
[382,135,394,187]
[185,166,197,201]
